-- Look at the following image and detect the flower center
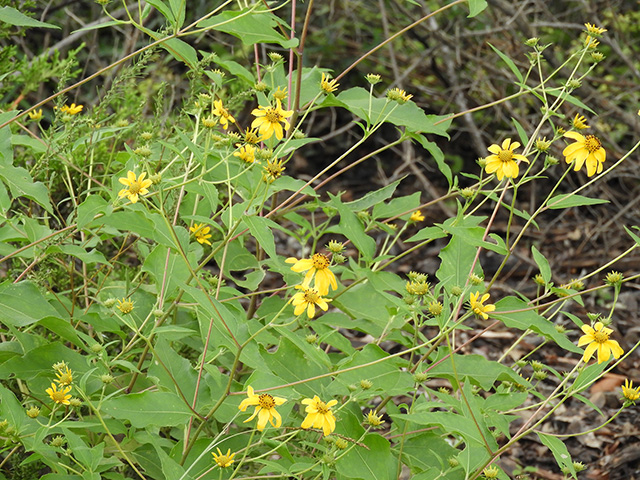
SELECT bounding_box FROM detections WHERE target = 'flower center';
[58,373,72,385]
[315,401,329,414]
[312,253,330,270]
[593,331,609,343]
[584,135,602,153]
[303,289,320,303]
[497,149,513,163]
[265,108,280,123]
[129,182,142,195]
[51,390,66,402]
[258,394,275,409]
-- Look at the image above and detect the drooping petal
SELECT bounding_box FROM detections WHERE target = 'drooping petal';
[582,341,598,362]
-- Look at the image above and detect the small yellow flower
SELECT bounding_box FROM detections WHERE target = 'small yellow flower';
[243,128,260,144]
[364,410,384,428]
[320,72,339,94]
[272,86,288,101]
[469,292,495,320]
[116,298,134,314]
[562,131,606,177]
[387,87,413,104]
[189,223,212,245]
[212,448,236,468]
[202,116,216,128]
[578,321,624,364]
[238,386,286,431]
[28,109,43,121]
[572,114,589,130]
[118,171,153,203]
[212,99,236,130]
[483,465,499,479]
[584,23,607,35]
[60,103,83,115]
[46,383,72,405]
[484,138,529,181]
[26,406,40,418]
[251,99,294,141]
[409,210,425,222]
[289,285,331,319]
[286,253,338,296]
[262,158,285,183]
[234,144,256,164]
[584,35,599,49]
[301,395,338,436]
[621,379,640,402]
[55,365,73,386]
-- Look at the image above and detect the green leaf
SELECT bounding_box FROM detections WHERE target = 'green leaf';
[435,216,484,292]
[336,434,396,480]
[488,43,523,83]
[346,178,403,212]
[548,193,608,209]
[493,296,581,353]
[46,244,108,265]
[372,192,421,220]
[0,6,59,28]
[146,0,174,23]
[406,226,447,243]
[76,195,111,230]
[531,244,551,283]
[0,385,26,432]
[511,117,529,147]
[537,432,576,478]
[101,391,193,428]
[412,133,452,186]
[328,193,376,261]
[467,0,488,17]
[0,281,60,327]
[244,215,277,259]
[624,225,640,246]
[197,9,297,48]
[336,87,451,137]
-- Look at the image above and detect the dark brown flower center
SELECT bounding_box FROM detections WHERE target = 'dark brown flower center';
[315,401,329,414]
[258,394,275,409]
[303,289,320,303]
[312,253,329,269]
[584,135,602,153]
[265,108,280,123]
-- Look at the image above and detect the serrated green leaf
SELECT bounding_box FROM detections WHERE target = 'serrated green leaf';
[336,434,396,480]
[244,215,277,259]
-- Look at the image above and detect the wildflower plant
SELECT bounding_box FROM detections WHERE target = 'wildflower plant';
[0,3,639,480]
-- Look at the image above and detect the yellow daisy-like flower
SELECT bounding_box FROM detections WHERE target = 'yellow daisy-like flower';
[387,87,413,104]
[55,365,73,386]
[189,223,212,245]
[364,410,384,428]
[584,35,599,49]
[289,285,331,319]
[251,99,294,141]
[484,138,529,181]
[243,128,260,145]
[578,321,624,364]
[46,382,72,405]
[320,72,339,94]
[562,131,606,177]
[622,379,640,402]
[234,144,256,164]
[469,292,495,320]
[60,103,83,115]
[262,158,285,183]
[409,210,424,222]
[116,298,134,314]
[212,448,235,468]
[286,253,338,296]
[572,114,589,130]
[28,109,43,121]
[272,86,288,101]
[301,395,338,436]
[118,171,153,204]
[585,23,607,35]
[238,386,286,431]
[212,99,236,130]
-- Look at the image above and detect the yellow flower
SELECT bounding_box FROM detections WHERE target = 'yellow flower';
[469,292,495,320]
[60,103,83,115]
[251,99,293,141]
[189,223,212,245]
[484,138,529,181]
[584,35,599,49]
[483,465,499,479]
[578,321,624,364]
[262,158,285,183]
[212,99,236,130]
[28,109,43,121]
[116,298,134,314]
[320,72,339,94]
[409,210,424,222]
[562,131,606,177]
[272,86,288,101]
[118,171,153,203]
[301,395,338,436]
[584,23,607,35]
[572,114,589,130]
[289,285,331,319]
[622,379,640,402]
[243,128,260,145]
[238,386,286,431]
[55,365,73,386]
[286,253,338,296]
[212,448,236,468]
[387,87,413,104]
[46,383,72,405]
[364,410,384,428]
[234,144,256,164]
